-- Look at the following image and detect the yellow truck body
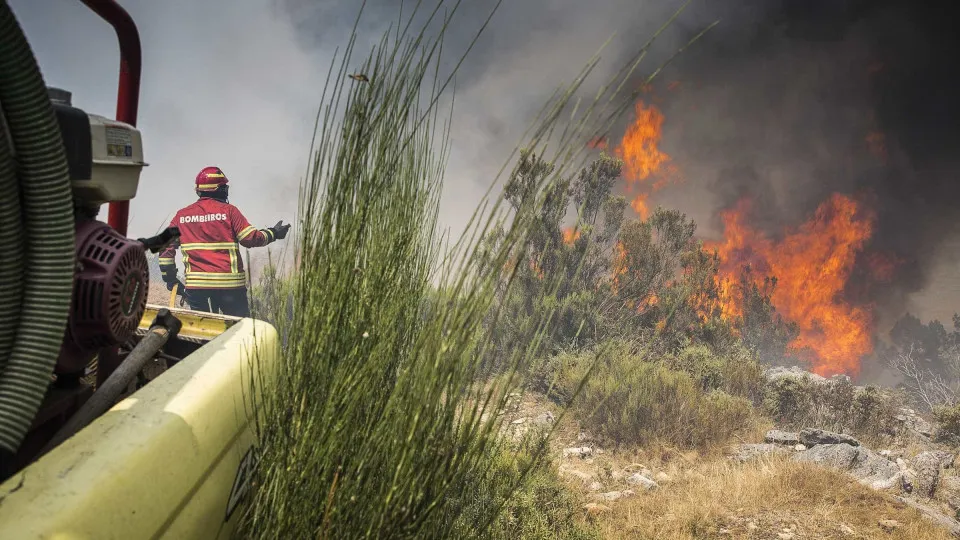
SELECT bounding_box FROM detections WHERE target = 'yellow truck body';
[0,305,278,540]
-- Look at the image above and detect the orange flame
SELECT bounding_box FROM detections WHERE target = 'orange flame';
[615,100,678,219]
[562,227,581,245]
[611,241,627,292]
[630,193,650,221]
[707,194,875,377]
[618,101,671,183]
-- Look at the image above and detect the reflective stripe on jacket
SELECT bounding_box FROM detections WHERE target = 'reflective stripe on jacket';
[158,198,275,290]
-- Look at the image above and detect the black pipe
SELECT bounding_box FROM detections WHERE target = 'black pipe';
[41,309,182,454]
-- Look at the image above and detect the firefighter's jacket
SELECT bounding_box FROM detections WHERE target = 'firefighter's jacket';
[158,198,276,290]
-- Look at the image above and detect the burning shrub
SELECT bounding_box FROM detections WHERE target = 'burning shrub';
[482,151,627,370]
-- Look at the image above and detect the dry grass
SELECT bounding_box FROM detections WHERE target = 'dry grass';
[589,454,953,540]
[501,389,955,539]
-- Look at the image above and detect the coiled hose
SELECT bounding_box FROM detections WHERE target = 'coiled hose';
[0,1,76,455]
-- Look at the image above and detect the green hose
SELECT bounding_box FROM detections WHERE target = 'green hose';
[0,92,24,370]
[0,1,76,455]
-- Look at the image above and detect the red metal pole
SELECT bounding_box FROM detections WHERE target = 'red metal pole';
[80,0,141,236]
[81,0,142,383]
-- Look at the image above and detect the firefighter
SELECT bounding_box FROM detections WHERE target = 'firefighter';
[158,166,290,317]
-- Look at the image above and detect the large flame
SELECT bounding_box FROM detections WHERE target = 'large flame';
[707,194,875,377]
[608,92,885,377]
[614,101,677,220]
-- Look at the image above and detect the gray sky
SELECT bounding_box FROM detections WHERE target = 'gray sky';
[9,0,702,242]
[11,0,329,238]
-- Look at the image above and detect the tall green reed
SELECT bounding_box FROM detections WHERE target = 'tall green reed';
[241,1,712,538]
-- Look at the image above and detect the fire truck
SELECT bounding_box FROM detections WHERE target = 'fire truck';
[0,1,278,538]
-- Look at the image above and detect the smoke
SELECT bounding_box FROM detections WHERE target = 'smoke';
[645,0,960,332]
[12,0,960,328]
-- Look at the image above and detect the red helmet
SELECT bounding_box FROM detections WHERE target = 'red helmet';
[195,166,228,192]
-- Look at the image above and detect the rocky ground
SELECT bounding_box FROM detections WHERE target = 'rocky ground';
[496,367,960,539]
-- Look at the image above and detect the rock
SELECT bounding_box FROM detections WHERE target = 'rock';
[623,463,651,474]
[831,374,852,385]
[897,408,934,438]
[839,523,855,536]
[911,417,934,438]
[901,474,914,494]
[511,417,528,425]
[879,449,891,457]
[583,503,611,516]
[533,411,555,427]
[913,451,956,498]
[920,450,955,469]
[777,533,794,540]
[765,366,827,384]
[878,519,901,532]
[850,448,902,487]
[559,466,595,486]
[871,472,903,491]
[794,444,808,452]
[563,446,594,459]
[765,429,800,446]
[799,428,860,447]
[655,471,671,483]
[598,489,635,502]
[794,444,901,488]
[734,443,789,463]
[625,473,658,490]
[794,443,860,470]
[588,481,603,492]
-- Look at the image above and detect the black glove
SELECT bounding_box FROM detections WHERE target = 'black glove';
[270,220,291,240]
[161,266,179,291]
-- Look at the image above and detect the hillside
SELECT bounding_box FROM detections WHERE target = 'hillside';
[488,365,960,539]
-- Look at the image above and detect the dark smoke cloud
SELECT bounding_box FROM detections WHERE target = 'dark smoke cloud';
[637,0,960,331]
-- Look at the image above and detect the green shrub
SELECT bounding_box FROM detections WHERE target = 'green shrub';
[443,438,600,540]
[546,347,755,448]
[934,402,960,445]
[666,343,765,402]
[667,344,724,392]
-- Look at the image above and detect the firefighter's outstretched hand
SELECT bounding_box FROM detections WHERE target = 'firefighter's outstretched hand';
[271,220,291,240]
[160,266,179,291]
